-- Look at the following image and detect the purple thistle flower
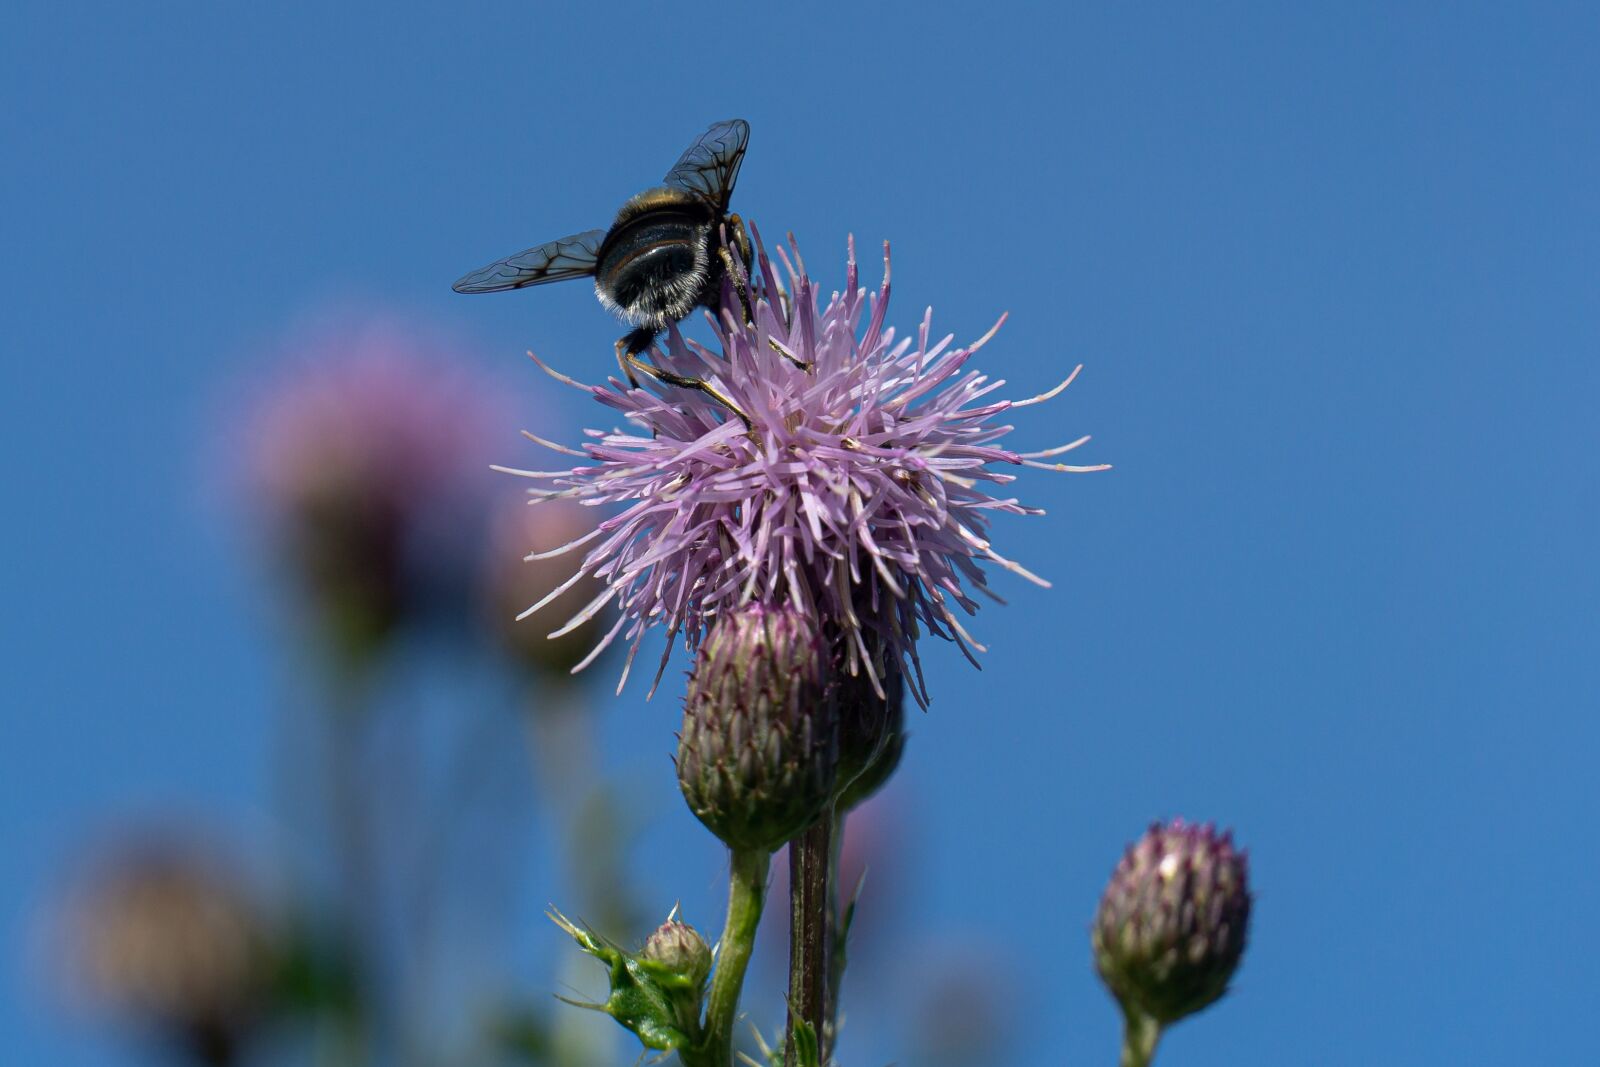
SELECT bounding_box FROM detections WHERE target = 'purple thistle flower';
[504,234,1107,702]
[248,321,501,529]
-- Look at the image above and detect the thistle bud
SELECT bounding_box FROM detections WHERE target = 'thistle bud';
[677,604,839,853]
[548,908,709,1053]
[833,661,906,812]
[640,917,712,991]
[1092,820,1251,1028]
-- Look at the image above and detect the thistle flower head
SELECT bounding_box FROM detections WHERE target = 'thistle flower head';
[1092,819,1252,1026]
[509,234,1106,701]
[676,602,838,853]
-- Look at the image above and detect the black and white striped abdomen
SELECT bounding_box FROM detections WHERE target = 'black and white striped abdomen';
[594,210,713,329]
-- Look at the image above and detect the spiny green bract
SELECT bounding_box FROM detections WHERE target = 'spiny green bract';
[547,908,709,1053]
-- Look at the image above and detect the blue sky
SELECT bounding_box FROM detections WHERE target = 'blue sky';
[4,3,1598,1064]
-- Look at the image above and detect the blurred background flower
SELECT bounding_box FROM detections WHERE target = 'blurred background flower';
[244,317,508,665]
[480,493,613,685]
[200,310,642,1067]
[56,834,276,1067]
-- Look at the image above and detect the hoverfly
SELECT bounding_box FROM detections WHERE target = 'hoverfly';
[453,119,762,414]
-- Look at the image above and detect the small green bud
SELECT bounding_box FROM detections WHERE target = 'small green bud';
[676,604,839,853]
[547,908,706,1053]
[637,913,712,1046]
[1092,820,1252,1027]
[640,916,712,994]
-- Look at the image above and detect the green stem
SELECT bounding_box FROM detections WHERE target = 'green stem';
[701,848,771,1067]
[1120,1010,1162,1067]
[785,813,834,1066]
[325,662,374,1067]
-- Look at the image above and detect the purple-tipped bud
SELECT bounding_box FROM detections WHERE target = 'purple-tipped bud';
[641,918,712,991]
[676,604,839,853]
[1092,820,1251,1026]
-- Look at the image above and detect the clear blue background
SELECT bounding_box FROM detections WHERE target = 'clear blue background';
[5,3,1598,1064]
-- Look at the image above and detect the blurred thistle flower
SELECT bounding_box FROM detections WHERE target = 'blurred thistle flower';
[62,839,276,1066]
[245,319,504,662]
[1093,819,1252,1044]
[676,603,839,853]
[505,235,1106,700]
[481,491,613,680]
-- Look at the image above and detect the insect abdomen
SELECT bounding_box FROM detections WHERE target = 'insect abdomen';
[595,210,712,328]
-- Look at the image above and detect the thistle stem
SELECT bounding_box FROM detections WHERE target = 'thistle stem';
[325,662,375,1067]
[1119,1010,1162,1067]
[785,813,834,1066]
[702,848,770,1067]
[822,810,846,1062]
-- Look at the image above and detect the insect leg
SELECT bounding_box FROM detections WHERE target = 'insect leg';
[717,243,757,326]
[716,223,812,373]
[623,352,752,431]
[726,213,754,272]
[614,327,658,387]
[614,338,638,387]
[771,338,813,372]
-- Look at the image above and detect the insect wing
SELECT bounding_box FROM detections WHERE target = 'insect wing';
[451,229,605,293]
[662,119,749,209]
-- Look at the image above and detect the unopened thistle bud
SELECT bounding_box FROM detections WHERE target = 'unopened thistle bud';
[641,917,712,992]
[548,907,710,1053]
[1092,820,1251,1028]
[833,661,906,812]
[676,604,839,853]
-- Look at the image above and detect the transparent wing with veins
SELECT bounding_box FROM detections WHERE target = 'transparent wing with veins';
[451,229,606,293]
[662,119,749,210]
